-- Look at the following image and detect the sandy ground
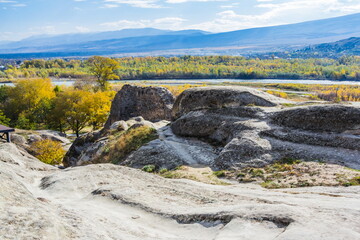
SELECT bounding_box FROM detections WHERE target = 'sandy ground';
[1,143,360,240]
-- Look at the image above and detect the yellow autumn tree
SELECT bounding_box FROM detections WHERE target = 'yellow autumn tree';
[81,90,115,129]
[5,78,55,127]
[87,56,120,91]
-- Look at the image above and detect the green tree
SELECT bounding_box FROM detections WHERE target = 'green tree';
[53,90,92,137]
[87,56,120,91]
[0,110,10,126]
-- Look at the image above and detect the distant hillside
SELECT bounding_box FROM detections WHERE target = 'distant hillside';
[1,13,360,58]
[254,37,360,59]
[295,37,360,57]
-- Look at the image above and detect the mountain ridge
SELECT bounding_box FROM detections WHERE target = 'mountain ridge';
[1,13,360,58]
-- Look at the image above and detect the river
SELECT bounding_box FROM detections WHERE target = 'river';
[1,78,360,87]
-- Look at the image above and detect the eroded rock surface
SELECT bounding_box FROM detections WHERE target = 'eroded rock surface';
[104,84,174,129]
[168,87,360,170]
[123,125,218,170]
[63,117,168,167]
[1,143,360,240]
[172,86,290,119]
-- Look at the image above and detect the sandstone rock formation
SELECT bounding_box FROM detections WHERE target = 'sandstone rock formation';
[1,142,360,239]
[104,84,174,129]
[172,86,290,119]
[63,117,167,167]
[64,84,175,167]
[123,125,218,170]
[168,87,360,170]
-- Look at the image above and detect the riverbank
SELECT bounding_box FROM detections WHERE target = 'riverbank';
[1,78,360,87]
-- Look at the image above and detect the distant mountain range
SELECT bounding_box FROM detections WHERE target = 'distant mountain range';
[1,13,360,58]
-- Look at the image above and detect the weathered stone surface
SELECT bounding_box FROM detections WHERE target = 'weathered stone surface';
[37,130,71,145]
[215,131,274,169]
[172,86,290,119]
[104,84,174,129]
[169,88,360,170]
[63,131,103,167]
[27,134,43,144]
[11,133,27,145]
[2,143,360,240]
[123,126,217,170]
[271,105,360,132]
[63,117,166,167]
[109,120,128,131]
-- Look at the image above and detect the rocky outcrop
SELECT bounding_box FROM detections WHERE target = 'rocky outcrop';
[104,84,174,129]
[62,130,103,167]
[123,126,218,170]
[168,87,360,170]
[271,105,360,132]
[1,142,360,239]
[172,86,290,119]
[63,117,166,167]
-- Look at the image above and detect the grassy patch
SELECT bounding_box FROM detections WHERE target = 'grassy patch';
[158,166,230,185]
[230,160,360,189]
[94,126,158,164]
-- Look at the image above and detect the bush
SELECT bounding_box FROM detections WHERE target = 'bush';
[31,139,65,165]
[142,165,156,173]
[213,170,226,177]
[107,126,158,164]
[0,110,10,126]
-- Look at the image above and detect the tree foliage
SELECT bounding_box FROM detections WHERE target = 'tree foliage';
[3,56,360,81]
[87,56,120,91]
[31,139,65,165]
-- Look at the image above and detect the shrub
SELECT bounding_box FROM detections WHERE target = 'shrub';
[213,170,226,177]
[31,139,65,165]
[0,110,10,126]
[142,165,156,173]
[107,126,158,164]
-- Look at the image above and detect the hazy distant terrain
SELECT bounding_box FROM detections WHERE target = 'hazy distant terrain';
[1,13,360,58]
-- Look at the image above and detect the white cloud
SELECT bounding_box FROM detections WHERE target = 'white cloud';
[100,17,187,30]
[12,3,26,7]
[102,0,228,8]
[166,0,227,3]
[103,0,162,8]
[75,26,90,32]
[101,3,119,8]
[188,0,360,32]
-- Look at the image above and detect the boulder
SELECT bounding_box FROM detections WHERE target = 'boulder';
[271,105,360,133]
[36,130,71,145]
[63,131,103,167]
[109,120,129,131]
[214,131,274,169]
[11,134,27,146]
[27,134,43,144]
[104,85,174,129]
[172,86,290,119]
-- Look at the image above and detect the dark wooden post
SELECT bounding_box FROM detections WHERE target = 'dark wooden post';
[0,125,15,143]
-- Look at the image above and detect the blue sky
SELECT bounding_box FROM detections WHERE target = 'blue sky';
[1,0,360,41]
